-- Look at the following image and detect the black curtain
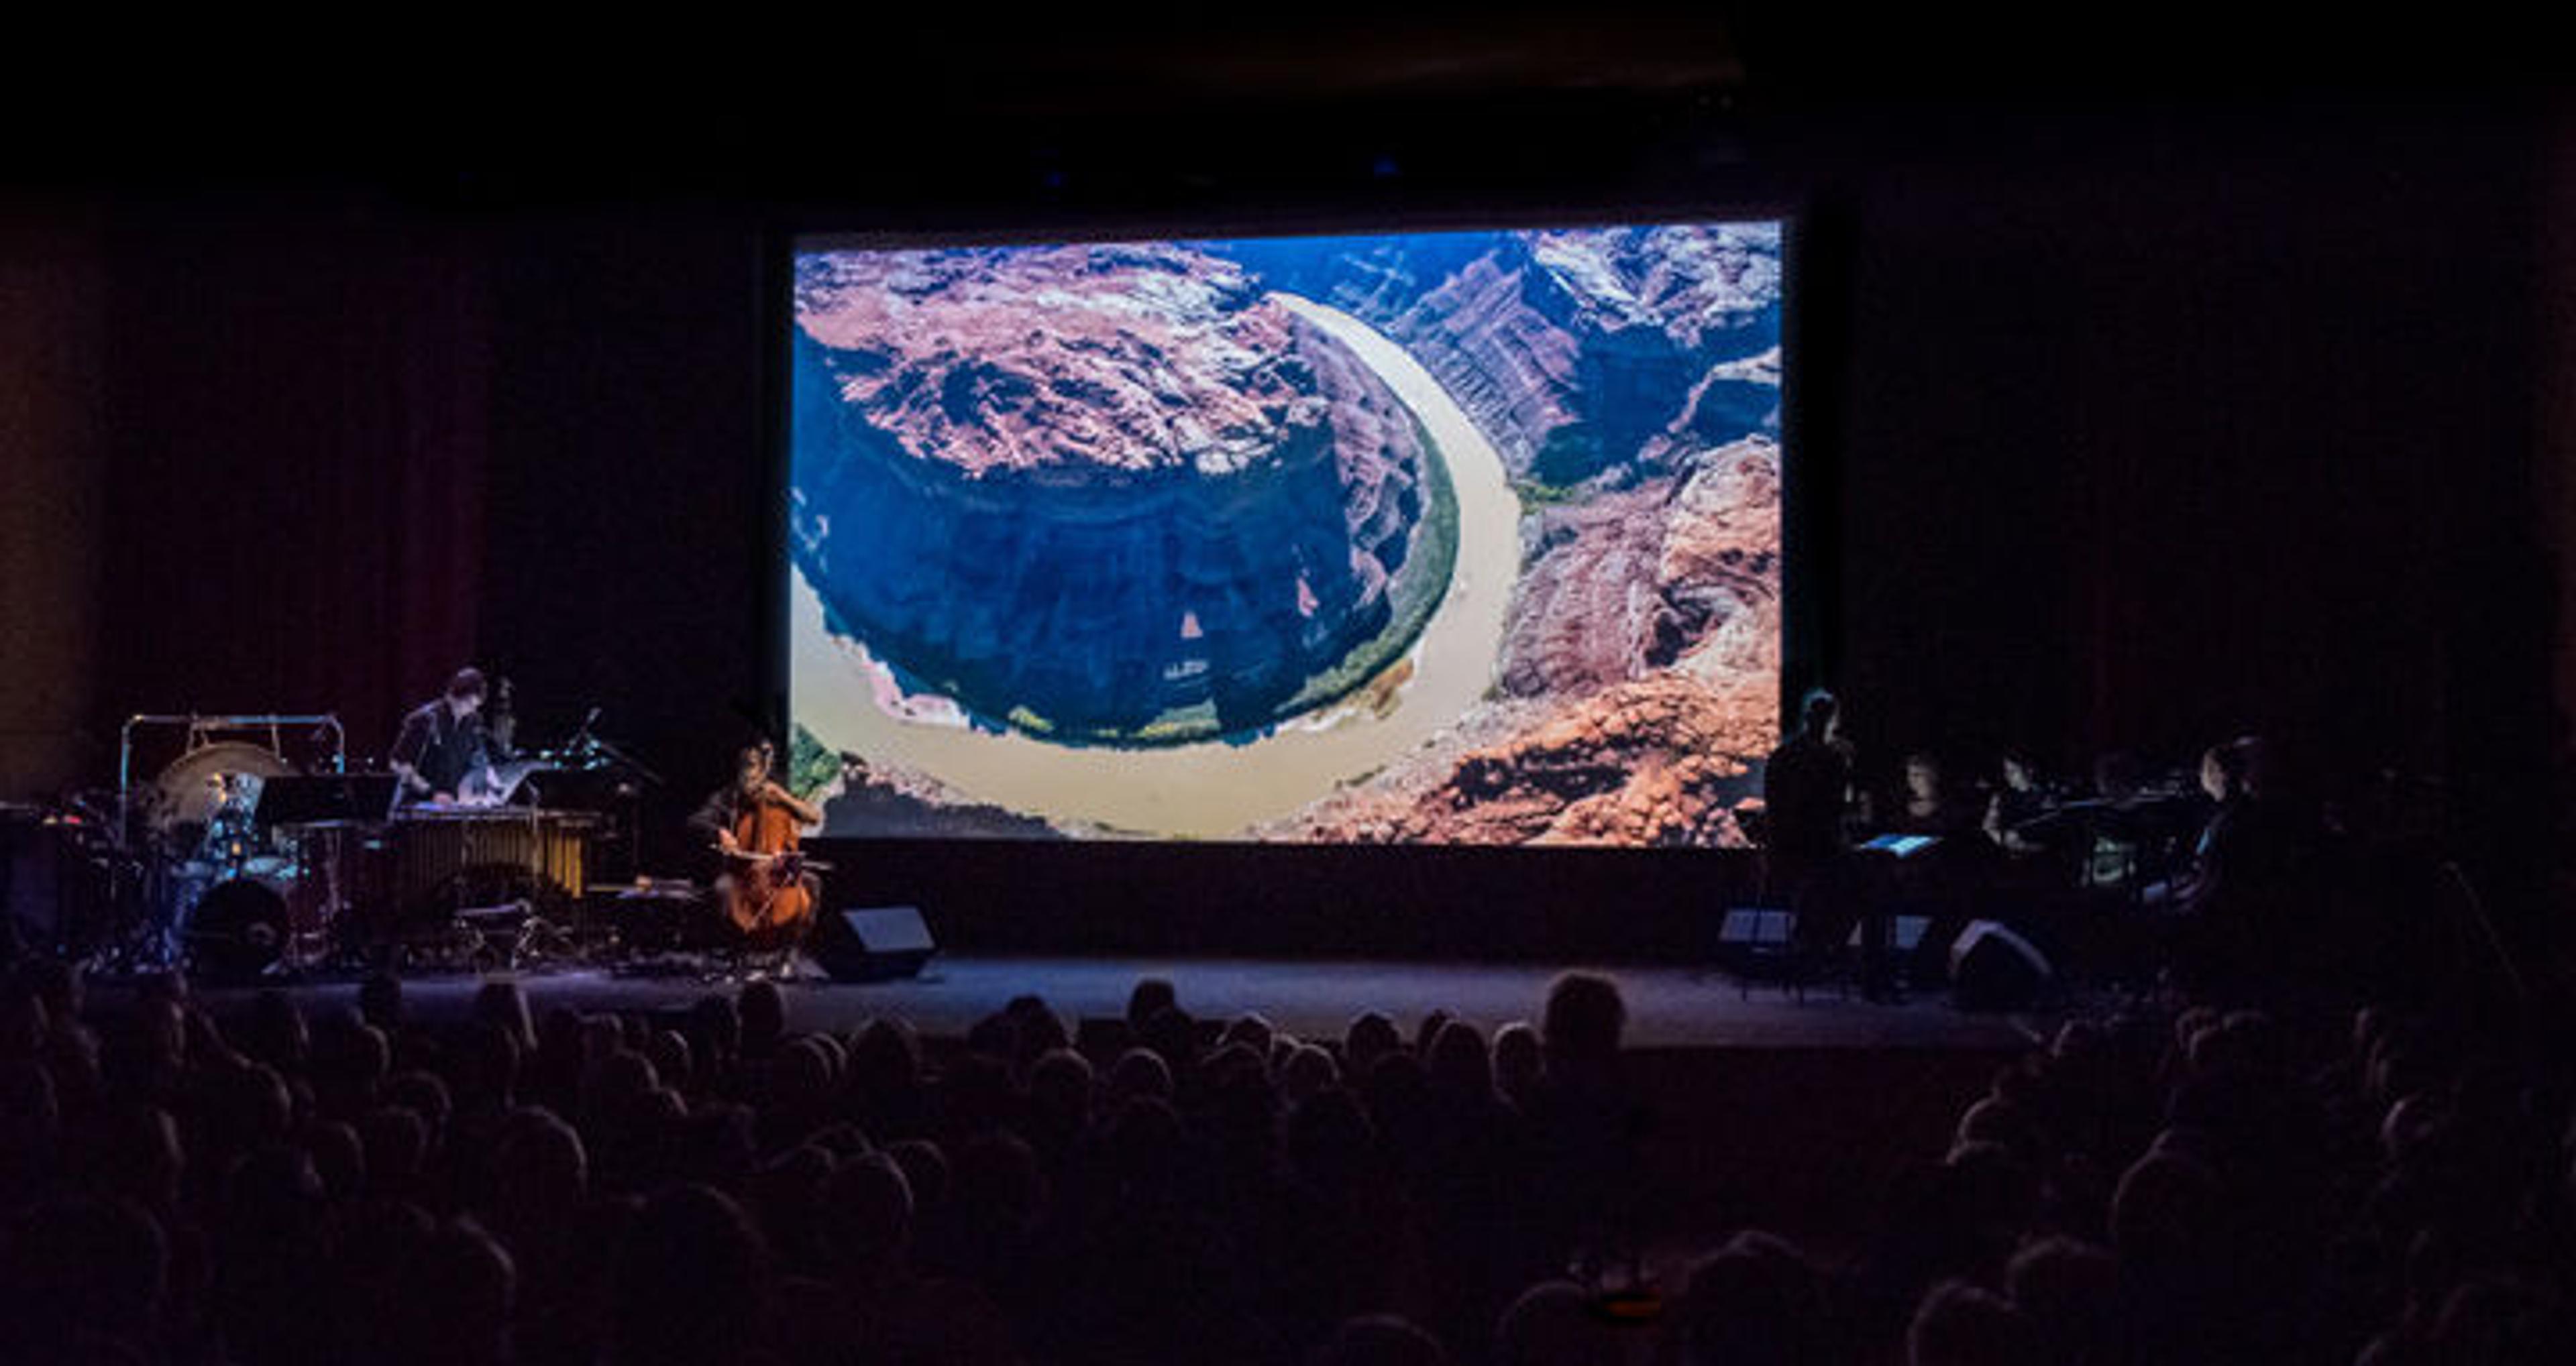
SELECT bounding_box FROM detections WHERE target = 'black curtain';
[99,196,491,771]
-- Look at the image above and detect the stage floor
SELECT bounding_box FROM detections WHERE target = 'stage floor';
[174,954,2057,1053]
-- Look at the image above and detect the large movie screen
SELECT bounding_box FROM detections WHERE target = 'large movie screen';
[788,222,1785,843]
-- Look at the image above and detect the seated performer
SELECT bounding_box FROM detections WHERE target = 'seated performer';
[1892,750,1982,839]
[390,667,501,807]
[2144,739,2263,918]
[1982,750,2055,854]
[688,741,826,961]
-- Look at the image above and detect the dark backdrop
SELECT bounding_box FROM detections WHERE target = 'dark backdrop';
[7,80,2564,960]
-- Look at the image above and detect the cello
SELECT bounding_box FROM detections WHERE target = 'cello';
[717,744,826,943]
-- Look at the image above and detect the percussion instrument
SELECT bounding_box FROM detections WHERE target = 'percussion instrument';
[388,808,599,923]
[147,740,297,846]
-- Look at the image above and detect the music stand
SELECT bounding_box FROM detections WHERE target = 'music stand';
[462,758,551,807]
[252,775,402,831]
[1851,834,1943,999]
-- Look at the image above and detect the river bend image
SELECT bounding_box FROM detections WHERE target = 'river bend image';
[788,225,1782,845]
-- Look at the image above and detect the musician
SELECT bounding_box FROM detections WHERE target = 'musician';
[1760,688,1855,899]
[1982,750,2053,854]
[689,742,825,953]
[390,668,500,805]
[2145,740,2261,918]
[1891,751,1982,840]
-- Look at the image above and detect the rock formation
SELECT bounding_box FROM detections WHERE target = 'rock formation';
[1210,223,1782,483]
[1271,675,1763,846]
[792,243,1443,742]
[1271,436,1780,848]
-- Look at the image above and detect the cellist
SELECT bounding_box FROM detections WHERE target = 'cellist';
[688,740,826,956]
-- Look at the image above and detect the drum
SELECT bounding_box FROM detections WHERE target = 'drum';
[278,818,397,951]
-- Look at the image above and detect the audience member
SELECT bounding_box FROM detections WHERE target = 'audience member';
[3,908,2565,1366]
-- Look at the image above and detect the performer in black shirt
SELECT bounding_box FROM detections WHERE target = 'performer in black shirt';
[390,668,499,805]
[1982,750,2055,854]
[1761,689,1856,900]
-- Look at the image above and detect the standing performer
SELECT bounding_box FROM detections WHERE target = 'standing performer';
[390,668,500,806]
[688,741,826,964]
[1761,688,1856,902]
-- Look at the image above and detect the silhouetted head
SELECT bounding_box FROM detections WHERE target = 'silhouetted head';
[1414,1008,1454,1058]
[1027,1047,1094,1137]
[1109,1047,1174,1104]
[818,1149,913,1271]
[1494,1279,1625,1366]
[1220,1012,1275,1058]
[1126,977,1177,1029]
[1346,1011,1402,1075]
[1426,1019,1495,1108]
[1287,1086,1376,1192]
[1005,994,1069,1061]
[608,1184,771,1366]
[1677,1229,1824,1366]
[492,1105,588,1219]
[950,1131,1045,1241]
[1907,1280,2041,1366]
[2110,1150,2222,1287]
[1542,972,1628,1074]
[1799,688,1839,740]
[1316,1313,1450,1366]
[886,1138,949,1212]
[1108,1095,1186,1196]
[1281,1043,1340,1106]
[2004,1237,2119,1365]
[389,1219,517,1366]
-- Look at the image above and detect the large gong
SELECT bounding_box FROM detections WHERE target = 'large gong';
[150,742,293,827]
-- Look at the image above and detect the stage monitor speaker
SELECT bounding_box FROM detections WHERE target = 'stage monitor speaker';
[1949,919,2052,1011]
[812,905,936,982]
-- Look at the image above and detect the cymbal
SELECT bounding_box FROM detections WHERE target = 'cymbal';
[150,741,294,832]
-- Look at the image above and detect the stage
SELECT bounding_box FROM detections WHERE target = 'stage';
[162,953,2057,1054]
